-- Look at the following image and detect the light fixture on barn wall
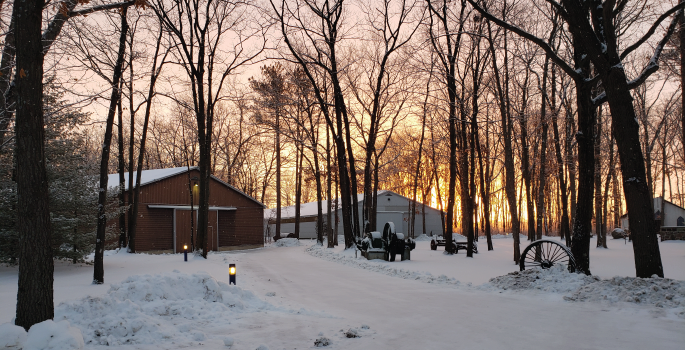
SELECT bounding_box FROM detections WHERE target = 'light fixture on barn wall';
[229,264,236,285]
[191,176,199,187]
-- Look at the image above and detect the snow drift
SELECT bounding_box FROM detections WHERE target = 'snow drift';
[54,271,274,346]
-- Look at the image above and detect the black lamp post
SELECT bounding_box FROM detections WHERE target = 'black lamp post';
[184,244,188,262]
[229,263,236,285]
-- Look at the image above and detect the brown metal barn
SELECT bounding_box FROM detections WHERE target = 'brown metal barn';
[108,167,265,252]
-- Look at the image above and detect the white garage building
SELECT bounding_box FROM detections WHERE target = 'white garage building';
[265,190,445,239]
[620,196,685,229]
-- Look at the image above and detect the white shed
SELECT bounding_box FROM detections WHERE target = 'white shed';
[265,190,445,239]
[620,197,685,230]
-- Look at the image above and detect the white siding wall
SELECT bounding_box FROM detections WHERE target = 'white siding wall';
[267,191,445,239]
[663,202,685,226]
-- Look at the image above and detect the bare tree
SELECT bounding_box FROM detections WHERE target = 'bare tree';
[94,7,129,284]
[270,0,359,248]
[128,21,169,253]
[425,0,468,253]
[152,0,265,257]
[469,0,683,277]
[0,0,138,150]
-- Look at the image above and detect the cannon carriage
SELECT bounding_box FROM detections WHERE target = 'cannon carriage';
[358,222,416,261]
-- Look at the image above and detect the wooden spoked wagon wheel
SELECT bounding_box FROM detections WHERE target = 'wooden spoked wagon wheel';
[519,239,576,273]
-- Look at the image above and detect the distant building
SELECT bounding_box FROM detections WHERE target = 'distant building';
[620,197,685,229]
[108,167,265,252]
[265,190,444,239]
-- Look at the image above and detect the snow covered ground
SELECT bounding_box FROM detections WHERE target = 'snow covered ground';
[0,236,683,349]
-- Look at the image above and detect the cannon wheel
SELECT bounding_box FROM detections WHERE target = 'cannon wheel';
[520,239,576,273]
[430,239,437,250]
[382,222,396,242]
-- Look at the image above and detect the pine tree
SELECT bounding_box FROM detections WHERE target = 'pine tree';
[0,82,112,264]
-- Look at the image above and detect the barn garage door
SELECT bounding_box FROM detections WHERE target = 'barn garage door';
[139,208,174,251]
[218,210,236,247]
[175,209,219,252]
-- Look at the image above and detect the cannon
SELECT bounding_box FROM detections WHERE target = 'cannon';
[430,236,478,254]
[358,222,416,261]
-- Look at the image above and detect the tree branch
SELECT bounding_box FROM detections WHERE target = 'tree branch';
[627,10,681,89]
[620,2,685,60]
[465,0,580,80]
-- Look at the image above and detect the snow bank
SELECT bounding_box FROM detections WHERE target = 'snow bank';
[413,234,434,242]
[563,275,685,309]
[0,323,27,348]
[481,264,598,293]
[310,243,685,317]
[273,238,301,247]
[55,271,274,346]
[23,320,84,350]
[481,265,685,316]
[306,245,466,286]
[0,320,84,350]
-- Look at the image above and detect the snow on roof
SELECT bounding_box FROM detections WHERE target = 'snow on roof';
[107,166,265,208]
[107,167,193,191]
[262,190,443,220]
[265,191,389,220]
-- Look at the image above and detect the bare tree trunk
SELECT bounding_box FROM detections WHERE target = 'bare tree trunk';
[566,104,576,246]
[334,159,339,246]
[487,18,520,262]
[681,1,685,161]
[411,71,431,239]
[595,109,605,248]
[275,114,281,240]
[126,30,135,250]
[94,8,129,284]
[128,28,166,252]
[294,143,303,238]
[327,125,334,247]
[477,113,492,250]
[313,140,324,245]
[603,69,664,278]
[117,91,127,248]
[552,73,570,245]
[569,37,596,275]
[518,68,536,242]
[602,132,614,247]
[14,0,53,330]
[536,58,551,241]
[612,149,620,228]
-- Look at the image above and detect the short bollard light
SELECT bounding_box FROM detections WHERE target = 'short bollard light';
[183,244,188,262]
[229,264,236,285]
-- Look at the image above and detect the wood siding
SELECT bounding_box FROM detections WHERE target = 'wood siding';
[218,211,236,246]
[175,210,193,253]
[136,208,173,251]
